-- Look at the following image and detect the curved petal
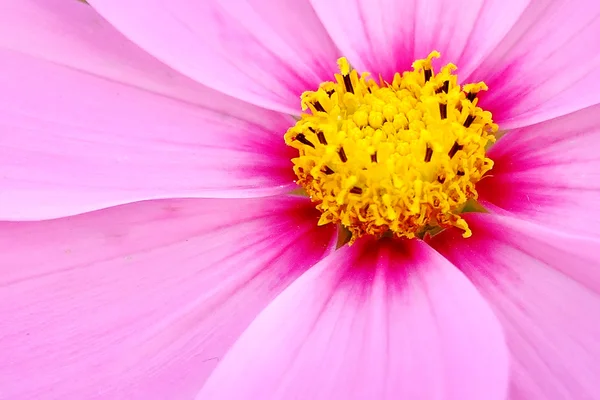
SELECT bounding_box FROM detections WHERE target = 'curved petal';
[0,196,336,399]
[429,213,600,400]
[471,0,600,128]
[0,0,243,107]
[0,0,297,220]
[310,0,529,82]
[88,0,340,115]
[478,104,600,238]
[197,237,509,400]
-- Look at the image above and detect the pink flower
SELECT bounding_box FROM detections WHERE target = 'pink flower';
[1,0,600,399]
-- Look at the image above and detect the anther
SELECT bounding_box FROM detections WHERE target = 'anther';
[371,152,377,163]
[326,90,335,97]
[463,115,476,128]
[424,69,433,82]
[466,92,477,102]
[338,147,348,162]
[323,166,335,175]
[313,101,326,112]
[437,176,446,183]
[349,187,363,195]
[436,80,449,94]
[439,103,447,119]
[359,204,369,217]
[448,141,463,158]
[295,133,315,148]
[309,127,327,145]
[424,146,433,163]
[343,74,354,94]
[442,80,449,93]
[317,132,327,145]
[456,170,465,176]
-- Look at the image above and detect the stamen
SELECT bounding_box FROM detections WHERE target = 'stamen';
[424,69,433,82]
[343,74,354,94]
[323,166,335,175]
[448,141,463,158]
[295,133,315,148]
[435,80,450,94]
[338,147,348,162]
[317,131,327,145]
[463,115,476,128]
[285,51,497,243]
[439,103,447,119]
[312,101,325,113]
[424,146,433,163]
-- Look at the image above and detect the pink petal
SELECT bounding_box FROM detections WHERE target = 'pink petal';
[1,0,243,108]
[0,0,297,220]
[88,0,340,115]
[0,196,336,399]
[470,0,600,128]
[430,213,600,400]
[310,0,529,82]
[478,103,600,238]
[197,237,509,400]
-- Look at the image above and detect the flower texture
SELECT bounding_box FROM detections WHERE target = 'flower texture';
[1,0,600,399]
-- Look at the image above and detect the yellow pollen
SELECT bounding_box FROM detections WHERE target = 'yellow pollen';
[284,51,497,243]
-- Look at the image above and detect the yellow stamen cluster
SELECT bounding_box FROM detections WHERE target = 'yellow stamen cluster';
[285,51,497,242]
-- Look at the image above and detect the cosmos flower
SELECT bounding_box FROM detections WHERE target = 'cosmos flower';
[1,0,600,399]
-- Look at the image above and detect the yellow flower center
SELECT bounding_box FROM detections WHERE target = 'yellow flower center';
[284,51,497,243]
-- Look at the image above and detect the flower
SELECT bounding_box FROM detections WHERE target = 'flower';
[1,0,600,399]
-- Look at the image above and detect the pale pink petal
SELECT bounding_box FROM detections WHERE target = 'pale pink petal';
[310,0,528,82]
[0,196,336,399]
[478,104,600,238]
[430,213,600,400]
[470,0,600,128]
[1,0,247,108]
[0,0,297,220]
[197,237,509,400]
[89,0,340,115]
